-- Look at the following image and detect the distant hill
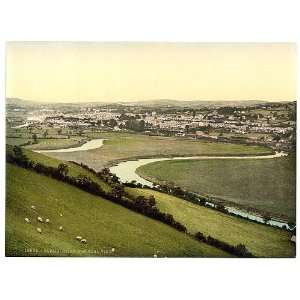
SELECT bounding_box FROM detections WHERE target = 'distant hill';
[6,97,292,108]
[6,98,40,107]
[125,99,270,107]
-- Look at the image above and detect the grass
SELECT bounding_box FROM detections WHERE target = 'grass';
[25,137,86,150]
[126,188,295,258]
[6,164,231,257]
[36,131,273,171]
[6,137,31,146]
[136,155,296,221]
[23,147,112,193]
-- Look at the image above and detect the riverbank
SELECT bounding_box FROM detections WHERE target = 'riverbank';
[110,153,294,228]
[134,154,295,224]
[26,136,294,227]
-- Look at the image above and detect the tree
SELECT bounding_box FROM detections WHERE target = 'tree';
[43,130,48,138]
[108,119,118,128]
[148,195,156,207]
[124,119,146,132]
[263,213,271,224]
[57,163,69,177]
[32,134,38,144]
[195,231,206,241]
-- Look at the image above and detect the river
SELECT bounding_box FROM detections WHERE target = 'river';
[109,151,291,229]
[34,138,291,229]
[34,138,105,153]
[109,151,287,188]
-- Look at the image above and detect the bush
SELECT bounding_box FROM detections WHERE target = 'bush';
[195,231,206,242]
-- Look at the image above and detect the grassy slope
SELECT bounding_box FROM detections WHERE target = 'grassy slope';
[25,137,86,150]
[6,164,230,257]
[37,132,273,171]
[136,156,296,221]
[126,188,295,258]
[22,147,111,193]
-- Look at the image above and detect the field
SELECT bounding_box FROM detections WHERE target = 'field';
[31,131,274,170]
[6,164,230,257]
[136,156,296,221]
[26,137,86,150]
[126,188,295,257]
[23,148,112,193]
[6,136,86,149]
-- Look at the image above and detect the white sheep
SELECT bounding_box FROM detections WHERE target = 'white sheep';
[76,236,82,241]
[80,239,87,244]
[31,205,36,210]
[45,218,50,223]
[59,213,63,217]
[111,248,115,252]
[37,216,43,222]
[37,227,42,233]
[153,254,157,258]
[59,226,64,231]
[24,218,30,223]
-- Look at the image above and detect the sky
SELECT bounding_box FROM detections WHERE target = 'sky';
[6,42,296,103]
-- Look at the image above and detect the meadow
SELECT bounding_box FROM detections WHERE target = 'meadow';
[136,155,296,221]
[126,188,295,257]
[30,131,274,171]
[6,164,230,257]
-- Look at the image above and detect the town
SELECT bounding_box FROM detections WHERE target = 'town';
[6,99,296,152]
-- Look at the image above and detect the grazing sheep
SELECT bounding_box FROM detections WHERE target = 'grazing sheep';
[37,216,43,222]
[45,218,50,223]
[31,205,36,210]
[37,227,42,233]
[111,248,115,252]
[80,239,87,244]
[59,226,63,231]
[24,218,30,223]
[76,236,82,241]
[59,213,63,217]
[153,254,157,258]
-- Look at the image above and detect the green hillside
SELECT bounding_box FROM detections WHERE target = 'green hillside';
[126,188,295,258]
[14,146,111,193]
[6,164,230,257]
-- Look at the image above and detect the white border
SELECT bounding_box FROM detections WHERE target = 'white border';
[0,1,299,300]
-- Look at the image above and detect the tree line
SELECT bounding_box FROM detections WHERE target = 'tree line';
[7,146,187,234]
[7,145,258,257]
[195,232,255,258]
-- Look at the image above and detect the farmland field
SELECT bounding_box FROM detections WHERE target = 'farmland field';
[6,164,230,257]
[25,137,86,150]
[126,188,295,257]
[6,136,86,150]
[137,156,296,221]
[32,132,274,170]
[136,155,296,221]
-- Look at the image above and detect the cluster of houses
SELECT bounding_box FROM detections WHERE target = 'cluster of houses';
[7,102,296,151]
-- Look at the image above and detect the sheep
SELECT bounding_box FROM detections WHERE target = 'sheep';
[37,227,42,233]
[24,218,30,223]
[153,254,157,258]
[59,213,63,217]
[31,205,36,210]
[45,218,50,223]
[37,216,43,222]
[76,236,82,241]
[80,239,87,244]
[59,226,64,231]
[111,248,115,252]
